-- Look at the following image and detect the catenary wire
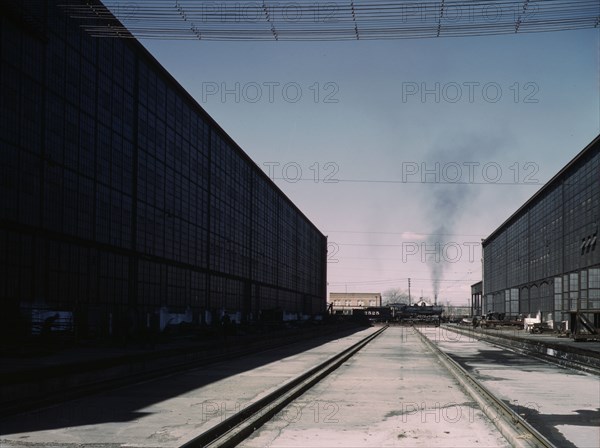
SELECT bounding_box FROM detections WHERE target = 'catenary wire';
[61,1,600,41]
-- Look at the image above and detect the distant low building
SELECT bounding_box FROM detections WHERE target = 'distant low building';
[329,292,382,315]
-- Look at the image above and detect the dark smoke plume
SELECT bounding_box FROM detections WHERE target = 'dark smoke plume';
[422,133,506,301]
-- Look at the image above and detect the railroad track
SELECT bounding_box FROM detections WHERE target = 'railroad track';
[0,323,366,418]
[440,324,600,376]
[181,325,388,448]
[414,326,557,448]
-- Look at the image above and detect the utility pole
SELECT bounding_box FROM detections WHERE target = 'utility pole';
[408,278,411,305]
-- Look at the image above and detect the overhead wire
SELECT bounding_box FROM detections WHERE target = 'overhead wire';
[61,0,600,41]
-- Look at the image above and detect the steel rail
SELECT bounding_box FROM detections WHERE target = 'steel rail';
[440,324,600,376]
[413,326,556,448]
[1,325,368,418]
[180,325,388,448]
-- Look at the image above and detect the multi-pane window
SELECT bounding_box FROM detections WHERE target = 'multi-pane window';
[589,268,600,310]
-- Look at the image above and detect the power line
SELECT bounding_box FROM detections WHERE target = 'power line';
[334,242,481,247]
[325,230,486,237]
[63,0,600,41]
[270,177,547,185]
[328,256,472,261]
[328,276,474,285]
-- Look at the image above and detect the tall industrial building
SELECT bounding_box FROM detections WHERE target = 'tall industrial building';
[482,135,599,327]
[0,0,327,339]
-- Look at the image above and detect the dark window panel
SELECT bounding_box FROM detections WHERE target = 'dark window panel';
[63,169,78,237]
[96,124,112,185]
[78,176,94,240]
[0,64,22,146]
[79,112,95,176]
[43,163,63,232]
[0,144,19,221]
[18,152,40,226]
[64,102,80,170]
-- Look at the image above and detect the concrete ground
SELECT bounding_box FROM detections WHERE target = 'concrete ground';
[242,326,510,447]
[1,322,364,415]
[7,325,588,448]
[0,327,377,447]
[424,326,600,448]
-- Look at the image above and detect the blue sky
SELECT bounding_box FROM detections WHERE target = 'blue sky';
[129,21,598,304]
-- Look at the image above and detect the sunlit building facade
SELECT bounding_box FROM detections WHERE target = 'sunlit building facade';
[482,135,599,326]
[0,0,327,339]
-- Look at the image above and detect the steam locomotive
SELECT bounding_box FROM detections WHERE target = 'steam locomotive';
[351,301,444,323]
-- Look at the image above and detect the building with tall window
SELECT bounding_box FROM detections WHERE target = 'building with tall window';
[0,0,327,340]
[482,135,599,328]
[471,281,482,317]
